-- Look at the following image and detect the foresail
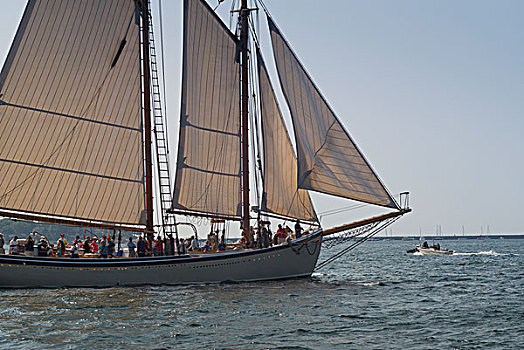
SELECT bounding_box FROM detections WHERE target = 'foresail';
[0,0,145,226]
[268,17,399,209]
[172,0,242,217]
[258,51,317,223]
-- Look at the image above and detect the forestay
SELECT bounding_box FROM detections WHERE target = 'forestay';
[0,0,145,226]
[172,0,242,217]
[257,51,317,223]
[268,17,398,209]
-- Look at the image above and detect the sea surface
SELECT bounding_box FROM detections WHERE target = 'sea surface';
[0,238,522,349]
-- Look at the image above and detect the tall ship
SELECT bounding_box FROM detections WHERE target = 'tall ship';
[0,0,410,288]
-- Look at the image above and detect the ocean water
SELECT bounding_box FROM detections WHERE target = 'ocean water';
[0,238,522,349]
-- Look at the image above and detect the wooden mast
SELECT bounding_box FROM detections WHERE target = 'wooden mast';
[141,0,154,235]
[240,0,250,237]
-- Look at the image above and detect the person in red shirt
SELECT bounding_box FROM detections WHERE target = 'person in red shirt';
[276,224,287,244]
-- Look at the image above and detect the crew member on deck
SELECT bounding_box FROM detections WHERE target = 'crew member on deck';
[57,234,67,257]
[217,238,226,252]
[276,225,286,244]
[83,237,92,254]
[202,240,211,252]
[0,233,5,254]
[154,236,163,256]
[9,236,19,255]
[71,243,80,258]
[128,237,136,257]
[107,237,116,257]
[137,236,146,257]
[90,238,99,253]
[261,223,271,248]
[25,235,35,255]
[37,237,48,257]
[73,236,82,246]
[295,220,303,239]
[99,240,108,258]
[190,236,200,251]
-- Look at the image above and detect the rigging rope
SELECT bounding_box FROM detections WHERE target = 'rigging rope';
[315,216,401,271]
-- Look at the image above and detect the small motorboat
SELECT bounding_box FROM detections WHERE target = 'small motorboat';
[417,246,454,255]
[407,241,453,255]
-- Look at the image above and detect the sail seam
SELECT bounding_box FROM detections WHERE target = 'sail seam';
[0,101,141,132]
[0,158,142,184]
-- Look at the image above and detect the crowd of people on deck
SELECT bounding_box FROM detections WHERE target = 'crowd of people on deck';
[0,220,311,259]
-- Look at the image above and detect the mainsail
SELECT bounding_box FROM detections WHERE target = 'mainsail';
[172,0,242,218]
[268,17,399,209]
[0,0,145,227]
[257,50,317,223]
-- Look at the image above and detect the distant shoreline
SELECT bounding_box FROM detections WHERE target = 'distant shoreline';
[369,234,524,241]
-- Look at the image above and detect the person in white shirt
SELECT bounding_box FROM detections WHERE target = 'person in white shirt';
[191,236,200,251]
[127,237,137,257]
[9,236,19,255]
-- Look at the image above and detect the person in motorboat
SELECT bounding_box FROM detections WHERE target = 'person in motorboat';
[422,241,429,249]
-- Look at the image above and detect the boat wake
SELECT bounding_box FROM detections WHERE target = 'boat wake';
[412,250,514,256]
[453,250,512,256]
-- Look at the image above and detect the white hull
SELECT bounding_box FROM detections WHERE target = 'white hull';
[0,231,322,288]
[417,247,453,255]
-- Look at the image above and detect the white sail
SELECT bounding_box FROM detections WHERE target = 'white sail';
[268,17,398,209]
[0,0,145,226]
[172,0,242,218]
[258,51,317,222]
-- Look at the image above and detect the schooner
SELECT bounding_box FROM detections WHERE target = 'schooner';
[0,0,410,288]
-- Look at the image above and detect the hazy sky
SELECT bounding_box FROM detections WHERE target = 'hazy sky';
[0,1,522,236]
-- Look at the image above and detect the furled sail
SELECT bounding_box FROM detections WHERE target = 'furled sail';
[0,0,145,226]
[172,0,242,218]
[268,17,399,209]
[257,50,317,223]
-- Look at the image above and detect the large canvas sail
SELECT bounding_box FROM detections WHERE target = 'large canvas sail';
[257,51,317,223]
[268,17,399,209]
[0,0,145,226]
[172,0,242,218]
